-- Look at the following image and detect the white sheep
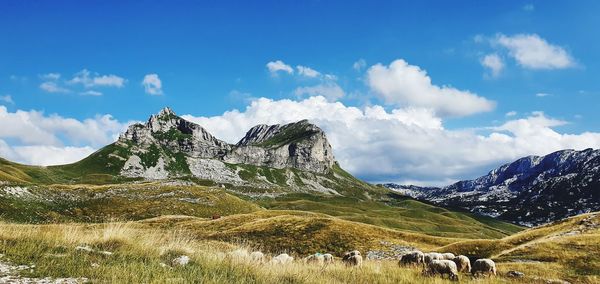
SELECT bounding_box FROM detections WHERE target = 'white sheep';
[425,259,459,281]
[453,255,471,273]
[271,253,294,265]
[472,258,497,277]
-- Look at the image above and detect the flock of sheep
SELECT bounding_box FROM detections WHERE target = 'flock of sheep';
[226,249,496,281]
[400,251,497,281]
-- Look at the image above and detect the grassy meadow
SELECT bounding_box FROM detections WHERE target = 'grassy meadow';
[1,220,589,284]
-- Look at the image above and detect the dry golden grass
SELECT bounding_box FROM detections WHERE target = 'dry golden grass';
[0,219,591,283]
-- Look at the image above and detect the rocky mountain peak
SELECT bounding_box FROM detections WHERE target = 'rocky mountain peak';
[115,108,337,181]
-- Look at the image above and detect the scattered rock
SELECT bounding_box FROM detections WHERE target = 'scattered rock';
[545,280,571,284]
[74,246,93,253]
[507,270,525,277]
[172,255,190,266]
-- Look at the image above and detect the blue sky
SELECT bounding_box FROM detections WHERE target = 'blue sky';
[1,1,599,184]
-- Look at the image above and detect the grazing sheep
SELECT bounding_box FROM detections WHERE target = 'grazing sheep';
[441,253,455,260]
[342,250,362,267]
[271,253,294,265]
[472,259,497,277]
[425,260,459,281]
[323,253,334,264]
[249,251,265,263]
[453,255,471,273]
[424,252,443,263]
[226,249,249,261]
[399,251,425,266]
[305,253,325,264]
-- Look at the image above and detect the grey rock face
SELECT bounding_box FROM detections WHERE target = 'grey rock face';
[120,107,231,159]
[225,120,335,173]
[117,107,336,179]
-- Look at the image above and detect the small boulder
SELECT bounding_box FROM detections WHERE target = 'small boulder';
[172,255,190,266]
[507,270,525,278]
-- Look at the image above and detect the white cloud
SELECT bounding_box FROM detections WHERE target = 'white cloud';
[40,73,61,81]
[535,92,551,97]
[353,59,367,71]
[142,74,163,95]
[266,60,294,75]
[366,59,496,116]
[495,34,575,69]
[40,81,71,93]
[296,65,321,78]
[1,142,96,166]
[0,106,131,166]
[68,69,126,88]
[182,96,600,185]
[505,111,517,117]
[80,90,103,96]
[294,83,345,101]
[0,106,127,147]
[0,95,14,104]
[481,53,504,77]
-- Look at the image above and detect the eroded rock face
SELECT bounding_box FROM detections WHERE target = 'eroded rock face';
[117,108,336,179]
[120,107,231,159]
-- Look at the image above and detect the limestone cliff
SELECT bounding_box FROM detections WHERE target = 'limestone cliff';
[115,108,337,184]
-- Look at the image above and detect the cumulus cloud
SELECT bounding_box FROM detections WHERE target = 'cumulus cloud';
[296,65,321,78]
[366,59,496,117]
[0,106,127,147]
[481,53,504,77]
[294,82,345,101]
[266,60,294,75]
[182,96,600,185]
[142,74,163,95]
[0,141,96,166]
[535,92,551,97]
[39,81,71,93]
[495,34,575,69]
[505,111,517,117]
[0,106,131,166]
[68,69,126,88]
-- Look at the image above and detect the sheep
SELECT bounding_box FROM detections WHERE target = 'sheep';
[441,253,455,260]
[399,251,425,267]
[323,253,334,264]
[424,252,443,263]
[305,253,325,265]
[249,251,265,263]
[342,250,362,267]
[472,259,497,277]
[425,260,459,281]
[226,249,249,262]
[271,253,294,265]
[453,255,471,273]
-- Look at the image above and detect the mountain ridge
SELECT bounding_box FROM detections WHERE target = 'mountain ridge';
[383,148,600,226]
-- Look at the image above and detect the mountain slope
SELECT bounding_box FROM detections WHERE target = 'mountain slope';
[0,108,374,196]
[384,148,600,226]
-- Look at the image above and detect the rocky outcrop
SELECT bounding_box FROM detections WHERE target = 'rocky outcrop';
[119,107,231,159]
[224,120,335,173]
[116,107,336,180]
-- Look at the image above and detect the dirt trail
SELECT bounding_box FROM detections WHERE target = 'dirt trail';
[493,213,600,259]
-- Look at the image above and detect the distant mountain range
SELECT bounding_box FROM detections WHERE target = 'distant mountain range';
[383,148,600,226]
